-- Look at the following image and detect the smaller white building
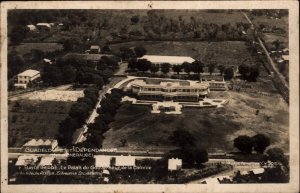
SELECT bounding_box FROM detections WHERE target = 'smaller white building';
[115,155,135,167]
[36,23,51,29]
[251,168,265,175]
[15,155,39,166]
[26,24,36,31]
[14,69,40,89]
[168,158,182,171]
[90,45,101,54]
[39,156,55,166]
[95,155,111,168]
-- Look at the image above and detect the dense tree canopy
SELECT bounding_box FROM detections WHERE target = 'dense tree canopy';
[234,135,254,154]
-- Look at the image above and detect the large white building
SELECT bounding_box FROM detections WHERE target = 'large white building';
[14,69,40,89]
[130,78,210,102]
[138,55,195,66]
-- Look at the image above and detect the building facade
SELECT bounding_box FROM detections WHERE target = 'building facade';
[138,55,195,66]
[14,69,40,89]
[130,78,210,102]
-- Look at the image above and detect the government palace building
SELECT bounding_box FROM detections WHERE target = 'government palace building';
[129,78,210,102]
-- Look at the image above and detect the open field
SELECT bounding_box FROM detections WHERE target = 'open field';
[252,15,288,32]
[8,100,73,147]
[111,41,256,67]
[9,43,63,56]
[103,90,288,153]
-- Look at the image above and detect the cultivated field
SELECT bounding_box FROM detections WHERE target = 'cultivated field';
[8,100,73,147]
[111,41,256,67]
[102,89,288,153]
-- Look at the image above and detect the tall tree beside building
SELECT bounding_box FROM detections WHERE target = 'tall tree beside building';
[208,63,216,75]
[191,60,204,75]
[172,65,182,75]
[149,64,159,74]
[224,67,234,80]
[136,59,151,73]
[161,63,171,74]
[217,64,225,75]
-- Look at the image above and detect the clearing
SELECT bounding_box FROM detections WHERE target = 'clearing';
[102,89,288,153]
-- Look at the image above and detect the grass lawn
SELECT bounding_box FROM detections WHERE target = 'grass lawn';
[102,90,289,153]
[111,41,256,67]
[8,100,73,147]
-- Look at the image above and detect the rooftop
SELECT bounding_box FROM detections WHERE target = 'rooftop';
[18,69,40,77]
[139,55,195,65]
[39,156,55,166]
[94,155,111,168]
[252,168,265,175]
[168,158,182,170]
[90,45,100,49]
[131,78,209,89]
[23,139,58,147]
[36,23,51,28]
[15,155,39,166]
[115,155,135,167]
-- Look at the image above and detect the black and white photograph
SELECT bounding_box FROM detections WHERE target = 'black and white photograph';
[0,1,299,193]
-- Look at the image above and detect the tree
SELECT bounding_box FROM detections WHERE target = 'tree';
[252,134,270,153]
[194,148,209,165]
[170,129,195,148]
[191,60,204,75]
[238,64,250,79]
[10,25,27,43]
[128,58,137,70]
[69,102,89,124]
[131,15,140,25]
[224,67,234,80]
[272,40,281,50]
[61,39,73,51]
[182,62,192,75]
[149,64,159,74]
[61,65,76,84]
[136,59,151,73]
[172,65,182,75]
[217,64,225,75]
[134,46,147,57]
[234,135,253,154]
[208,63,216,75]
[265,148,288,167]
[42,65,63,86]
[161,63,171,74]
[248,65,260,82]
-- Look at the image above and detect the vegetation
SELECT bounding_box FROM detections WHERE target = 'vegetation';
[57,86,100,146]
[84,89,125,148]
[233,134,271,154]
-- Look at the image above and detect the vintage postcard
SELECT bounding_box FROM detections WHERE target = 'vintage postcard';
[0,1,299,193]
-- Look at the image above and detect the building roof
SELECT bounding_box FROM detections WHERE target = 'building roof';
[282,55,289,61]
[18,69,40,77]
[94,155,111,168]
[168,158,182,170]
[39,156,55,166]
[23,139,58,147]
[115,155,135,167]
[203,178,220,184]
[139,55,195,65]
[131,79,209,89]
[252,168,265,175]
[26,24,36,29]
[36,23,51,28]
[90,45,100,50]
[15,155,39,166]
[102,169,110,175]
